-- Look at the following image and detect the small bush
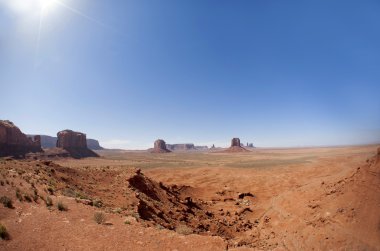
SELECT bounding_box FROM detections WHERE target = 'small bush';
[57,201,68,211]
[0,180,4,186]
[124,220,131,225]
[0,223,9,240]
[94,212,106,224]
[175,224,193,235]
[0,196,13,209]
[47,187,54,195]
[15,189,23,201]
[45,196,53,207]
[24,194,32,202]
[93,199,103,208]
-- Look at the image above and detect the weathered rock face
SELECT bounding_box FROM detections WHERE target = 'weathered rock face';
[86,139,104,150]
[151,139,171,153]
[57,130,87,149]
[0,120,42,157]
[231,138,241,147]
[28,135,104,150]
[56,130,99,158]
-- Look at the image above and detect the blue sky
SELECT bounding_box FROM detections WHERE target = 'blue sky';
[1,0,379,149]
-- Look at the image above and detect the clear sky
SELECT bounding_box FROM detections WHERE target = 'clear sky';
[1,0,379,149]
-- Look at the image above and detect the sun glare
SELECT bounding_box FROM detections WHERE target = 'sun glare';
[38,0,58,14]
[5,0,58,15]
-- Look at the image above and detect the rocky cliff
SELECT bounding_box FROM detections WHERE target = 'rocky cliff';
[0,120,42,157]
[56,130,99,158]
[27,135,104,150]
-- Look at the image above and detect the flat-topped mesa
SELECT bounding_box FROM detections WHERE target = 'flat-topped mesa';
[0,120,42,157]
[56,130,99,158]
[57,130,87,149]
[151,139,171,153]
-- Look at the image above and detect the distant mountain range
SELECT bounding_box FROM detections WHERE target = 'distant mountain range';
[27,135,104,150]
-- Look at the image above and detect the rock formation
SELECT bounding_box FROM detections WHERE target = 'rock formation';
[56,130,99,158]
[86,139,104,150]
[231,138,241,147]
[223,138,249,153]
[28,135,104,150]
[151,139,171,153]
[0,120,42,157]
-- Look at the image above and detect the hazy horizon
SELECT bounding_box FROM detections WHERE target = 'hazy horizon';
[1,0,380,150]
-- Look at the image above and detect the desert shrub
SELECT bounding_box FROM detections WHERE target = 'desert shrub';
[93,199,103,208]
[124,220,131,225]
[0,180,4,186]
[94,212,106,224]
[15,189,23,201]
[57,201,68,211]
[0,196,13,208]
[33,190,39,202]
[24,194,32,202]
[45,196,53,207]
[47,187,54,195]
[0,223,10,240]
[175,224,193,235]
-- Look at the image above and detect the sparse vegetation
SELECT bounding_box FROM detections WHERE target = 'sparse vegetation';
[0,196,13,209]
[124,220,131,225]
[93,199,103,208]
[16,188,23,201]
[0,223,10,240]
[175,224,193,235]
[45,196,53,207]
[94,212,106,224]
[47,187,54,195]
[24,194,32,202]
[57,201,68,211]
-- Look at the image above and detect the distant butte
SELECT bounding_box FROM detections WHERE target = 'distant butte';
[150,139,171,153]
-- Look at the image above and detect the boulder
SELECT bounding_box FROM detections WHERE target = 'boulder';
[0,120,42,157]
[56,130,99,158]
[151,139,171,153]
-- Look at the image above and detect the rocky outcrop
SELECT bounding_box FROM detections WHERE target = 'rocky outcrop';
[0,120,42,157]
[86,139,104,150]
[56,130,99,158]
[231,138,241,147]
[223,138,249,153]
[28,135,104,150]
[57,130,87,149]
[151,139,171,153]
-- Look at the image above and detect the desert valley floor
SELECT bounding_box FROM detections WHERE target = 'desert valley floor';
[1,145,379,250]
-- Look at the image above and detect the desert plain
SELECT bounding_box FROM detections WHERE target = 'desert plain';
[0,145,379,250]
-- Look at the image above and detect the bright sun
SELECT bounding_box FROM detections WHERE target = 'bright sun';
[38,0,58,14]
[5,0,58,16]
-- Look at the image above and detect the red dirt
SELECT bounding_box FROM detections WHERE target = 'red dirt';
[0,145,379,250]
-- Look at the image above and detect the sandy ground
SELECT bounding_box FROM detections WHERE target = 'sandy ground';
[0,145,379,250]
